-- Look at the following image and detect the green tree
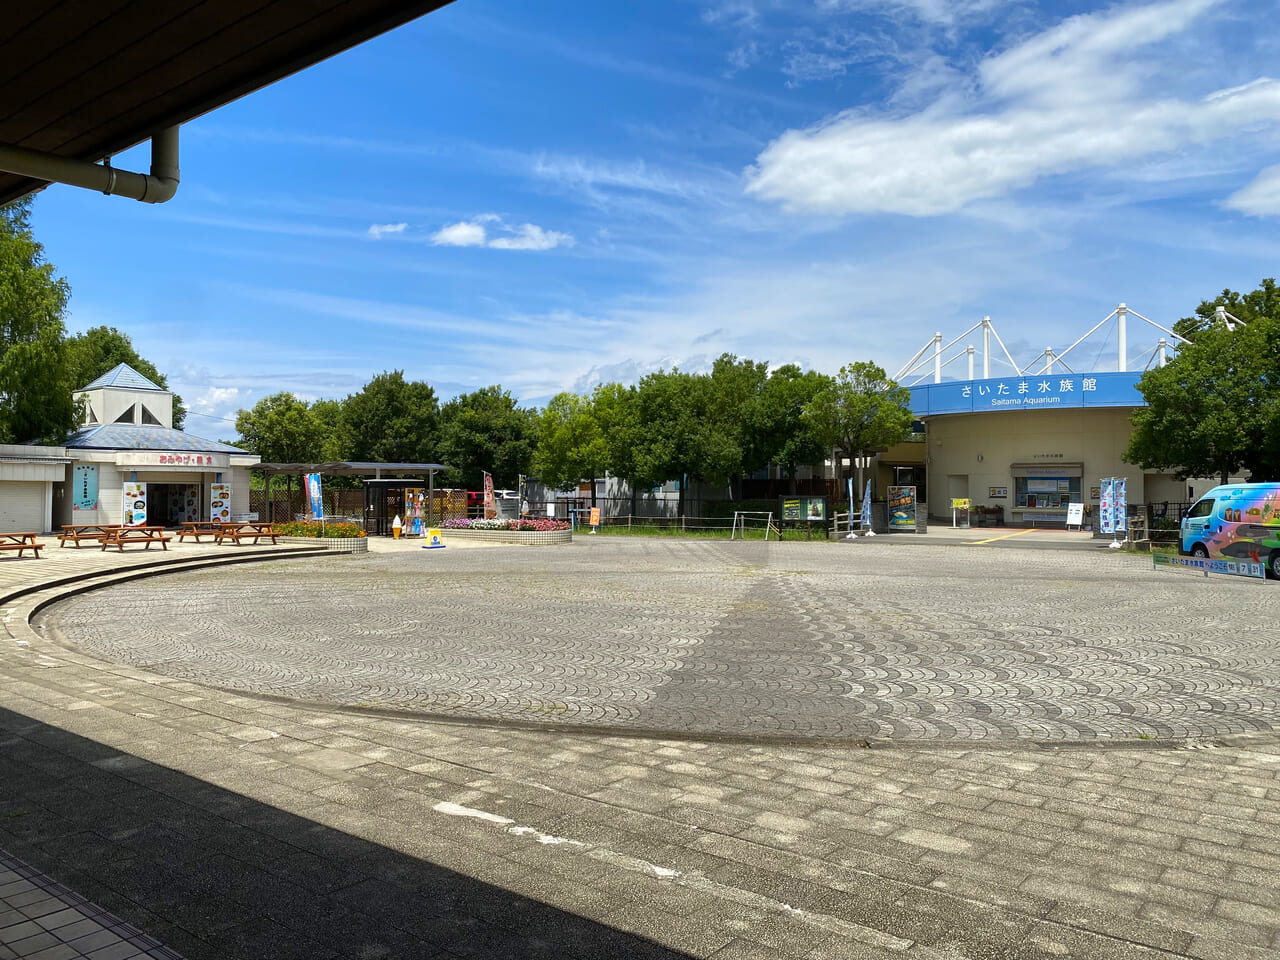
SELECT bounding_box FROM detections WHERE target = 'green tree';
[439,385,539,489]
[748,364,831,493]
[342,371,439,464]
[234,392,323,501]
[802,362,913,479]
[65,325,186,428]
[705,354,769,496]
[0,199,75,443]
[1127,281,1280,483]
[533,391,605,497]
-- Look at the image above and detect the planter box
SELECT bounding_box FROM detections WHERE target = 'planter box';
[281,536,369,553]
[441,528,573,546]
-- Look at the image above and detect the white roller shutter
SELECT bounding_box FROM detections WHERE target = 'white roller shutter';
[0,482,46,532]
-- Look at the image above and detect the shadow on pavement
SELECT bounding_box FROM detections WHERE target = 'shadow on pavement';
[0,706,689,960]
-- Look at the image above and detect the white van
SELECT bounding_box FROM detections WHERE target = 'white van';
[1180,483,1280,577]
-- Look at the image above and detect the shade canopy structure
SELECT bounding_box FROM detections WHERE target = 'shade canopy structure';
[256,462,448,477]
[0,0,455,205]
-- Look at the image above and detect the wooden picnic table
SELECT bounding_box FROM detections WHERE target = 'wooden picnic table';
[58,524,121,548]
[215,521,279,546]
[0,532,45,558]
[101,526,171,552]
[178,521,224,543]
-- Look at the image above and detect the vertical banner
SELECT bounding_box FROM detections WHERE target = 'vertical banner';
[210,482,231,523]
[1099,478,1115,534]
[305,473,324,520]
[122,482,147,525]
[886,485,917,530]
[483,471,497,519]
[1115,477,1127,533]
[519,475,528,516]
[73,464,99,512]
[847,477,854,521]
[860,480,873,530]
[181,484,200,523]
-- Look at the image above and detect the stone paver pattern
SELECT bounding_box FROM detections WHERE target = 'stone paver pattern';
[39,538,1280,741]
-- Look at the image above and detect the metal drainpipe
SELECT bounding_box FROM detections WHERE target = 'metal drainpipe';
[0,126,180,203]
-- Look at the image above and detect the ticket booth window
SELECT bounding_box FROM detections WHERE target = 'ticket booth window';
[1015,476,1081,508]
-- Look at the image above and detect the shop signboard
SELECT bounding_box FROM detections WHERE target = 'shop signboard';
[779,496,827,522]
[1114,477,1127,533]
[1153,553,1264,579]
[305,473,324,520]
[122,482,147,525]
[1066,502,1085,527]
[1099,478,1114,533]
[887,486,917,530]
[908,370,1144,417]
[209,483,231,523]
[177,484,200,523]
[73,464,99,512]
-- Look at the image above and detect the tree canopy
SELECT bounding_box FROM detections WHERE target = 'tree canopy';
[0,199,74,443]
[1127,279,1280,483]
[342,370,439,464]
[802,361,913,477]
[439,385,538,488]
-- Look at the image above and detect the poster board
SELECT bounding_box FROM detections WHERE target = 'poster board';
[209,483,231,524]
[306,473,324,520]
[887,486,917,531]
[73,464,99,513]
[779,496,827,522]
[122,482,147,525]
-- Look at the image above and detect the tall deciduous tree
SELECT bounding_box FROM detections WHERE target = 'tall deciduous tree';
[342,371,439,464]
[0,199,75,443]
[439,385,538,489]
[65,325,186,428]
[802,362,913,479]
[533,391,606,499]
[1127,281,1280,483]
[748,364,831,493]
[235,392,324,502]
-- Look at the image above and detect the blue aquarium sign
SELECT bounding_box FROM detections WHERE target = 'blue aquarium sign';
[909,371,1144,417]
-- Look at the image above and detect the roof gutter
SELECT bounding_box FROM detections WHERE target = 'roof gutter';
[0,126,179,203]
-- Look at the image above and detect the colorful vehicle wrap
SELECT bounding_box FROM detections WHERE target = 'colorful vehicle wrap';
[1180,483,1280,576]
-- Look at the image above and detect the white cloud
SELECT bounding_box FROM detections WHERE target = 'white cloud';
[430,215,574,251]
[746,0,1280,216]
[488,223,575,251]
[431,220,489,246]
[367,222,407,240]
[1225,165,1280,216]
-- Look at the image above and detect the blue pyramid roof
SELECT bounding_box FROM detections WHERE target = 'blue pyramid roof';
[64,424,244,454]
[79,363,165,392]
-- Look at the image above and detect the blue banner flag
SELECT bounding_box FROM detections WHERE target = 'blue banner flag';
[860,480,873,529]
[305,473,324,520]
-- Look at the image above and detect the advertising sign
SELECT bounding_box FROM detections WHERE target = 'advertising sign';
[988,486,1007,499]
[1066,502,1085,527]
[122,482,147,525]
[887,486,917,530]
[908,370,1144,417]
[483,472,497,519]
[951,498,971,509]
[209,483,231,523]
[305,473,324,520]
[424,528,446,549]
[860,481,872,530]
[73,464,99,512]
[1114,477,1127,533]
[1099,478,1115,534]
[1154,553,1264,579]
[780,496,827,522]
[177,484,200,523]
[589,507,601,528]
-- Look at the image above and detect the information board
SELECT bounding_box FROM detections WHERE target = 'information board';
[1066,502,1084,527]
[1153,554,1264,579]
[779,496,827,522]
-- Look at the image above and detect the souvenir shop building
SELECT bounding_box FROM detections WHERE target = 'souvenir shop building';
[906,370,1187,525]
[0,364,258,532]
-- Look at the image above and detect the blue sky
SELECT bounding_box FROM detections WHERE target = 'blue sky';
[28,0,1280,438]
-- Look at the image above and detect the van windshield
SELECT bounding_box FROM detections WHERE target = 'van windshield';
[1186,499,1215,519]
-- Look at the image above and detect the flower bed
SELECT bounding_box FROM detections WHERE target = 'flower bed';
[441,518,570,532]
[276,520,369,553]
[437,517,572,545]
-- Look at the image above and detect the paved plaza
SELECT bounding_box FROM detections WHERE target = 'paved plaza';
[1,537,1278,959]
[40,538,1280,742]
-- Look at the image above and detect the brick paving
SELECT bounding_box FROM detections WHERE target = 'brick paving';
[38,538,1280,741]
[0,538,1277,958]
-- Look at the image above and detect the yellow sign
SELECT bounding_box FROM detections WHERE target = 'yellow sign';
[424,528,445,549]
[951,498,972,509]
[589,507,601,527]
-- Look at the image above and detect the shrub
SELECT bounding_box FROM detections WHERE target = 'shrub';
[275,521,366,538]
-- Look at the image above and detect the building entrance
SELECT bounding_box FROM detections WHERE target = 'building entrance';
[147,483,202,526]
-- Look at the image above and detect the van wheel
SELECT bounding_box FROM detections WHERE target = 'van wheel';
[1269,550,1280,579]
[1190,544,1209,559]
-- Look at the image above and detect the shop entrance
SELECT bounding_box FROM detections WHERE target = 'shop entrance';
[147,483,202,526]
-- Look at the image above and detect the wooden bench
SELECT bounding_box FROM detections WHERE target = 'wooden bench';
[216,522,279,545]
[101,526,172,552]
[0,532,44,558]
[58,524,119,548]
[178,522,223,543]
